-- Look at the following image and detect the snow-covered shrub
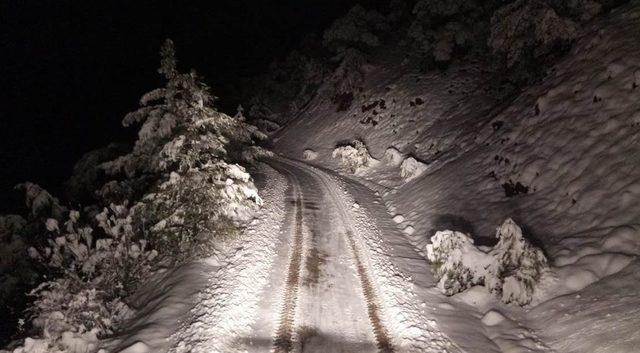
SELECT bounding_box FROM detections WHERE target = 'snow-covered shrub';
[27,280,132,343]
[426,230,497,295]
[31,206,157,298]
[0,214,37,343]
[383,147,404,166]
[490,218,547,305]
[407,0,491,68]
[64,143,128,205]
[323,5,386,110]
[328,48,367,111]
[303,149,318,160]
[248,47,327,124]
[332,140,376,174]
[426,218,547,305]
[26,205,156,344]
[322,5,388,54]
[400,156,428,181]
[489,0,581,70]
[15,182,66,219]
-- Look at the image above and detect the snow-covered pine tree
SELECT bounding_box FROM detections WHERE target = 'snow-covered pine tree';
[322,5,388,111]
[101,39,267,259]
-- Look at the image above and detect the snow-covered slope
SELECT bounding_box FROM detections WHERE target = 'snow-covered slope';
[272,2,640,352]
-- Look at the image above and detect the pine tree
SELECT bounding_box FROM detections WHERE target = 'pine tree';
[101,39,267,259]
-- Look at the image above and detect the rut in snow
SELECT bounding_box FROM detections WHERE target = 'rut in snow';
[345,230,395,353]
[272,187,305,353]
[270,158,395,353]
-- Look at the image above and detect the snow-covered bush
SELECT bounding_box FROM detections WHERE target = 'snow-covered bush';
[303,149,318,160]
[27,280,132,344]
[329,48,367,107]
[31,206,157,298]
[15,182,66,219]
[407,0,490,68]
[25,205,156,347]
[490,218,547,305]
[383,147,404,166]
[426,218,547,305]
[322,5,386,110]
[332,140,376,174]
[489,0,581,70]
[426,230,497,295]
[400,156,428,181]
[0,214,37,344]
[248,47,327,124]
[64,143,127,205]
[322,5,387,54]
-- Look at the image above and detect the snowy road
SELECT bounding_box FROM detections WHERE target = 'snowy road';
[168,157,458,353]
[247,157,394,353]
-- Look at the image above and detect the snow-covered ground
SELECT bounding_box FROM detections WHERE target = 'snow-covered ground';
[9,3,639,353]
[269,2,640,352]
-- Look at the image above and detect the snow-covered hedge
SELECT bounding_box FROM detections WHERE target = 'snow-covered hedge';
[427,230,498,295]
[332,140,376,174]
[426,218,547,305]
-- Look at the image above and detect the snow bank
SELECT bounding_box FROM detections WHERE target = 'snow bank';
[533,225,639,301]
[168,164,288,353]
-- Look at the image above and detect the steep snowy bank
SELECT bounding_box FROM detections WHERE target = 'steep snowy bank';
[272,2,640,352]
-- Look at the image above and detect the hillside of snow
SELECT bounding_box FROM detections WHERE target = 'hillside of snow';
[272,2,640,352]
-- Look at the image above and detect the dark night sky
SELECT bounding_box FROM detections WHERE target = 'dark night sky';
[1,1,360,212]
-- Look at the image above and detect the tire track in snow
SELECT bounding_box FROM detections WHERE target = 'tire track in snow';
[345,230,395,353]
[272,176,305,353]
[270,157,395,353]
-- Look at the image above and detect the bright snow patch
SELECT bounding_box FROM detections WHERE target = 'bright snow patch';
[403,225,415,235]
[302,149,318,160]
[332,140,378,174]
[481,310,507,326]
[400,157,428,182]
[383,147,404,166]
